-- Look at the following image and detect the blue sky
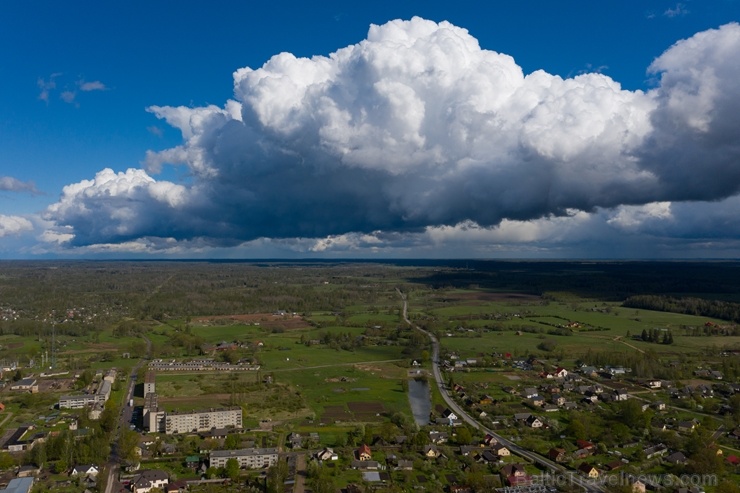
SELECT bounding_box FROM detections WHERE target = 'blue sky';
[1,1,739,258]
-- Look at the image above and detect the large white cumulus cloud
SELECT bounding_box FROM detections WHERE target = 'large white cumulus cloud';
[44,18,740,249]
[0,215,33,237]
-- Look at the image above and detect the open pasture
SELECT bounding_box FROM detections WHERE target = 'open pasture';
[275,361,408,406]
[193,312,311,331]
[424,294,740,360]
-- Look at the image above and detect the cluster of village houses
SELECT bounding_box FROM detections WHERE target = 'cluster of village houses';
[0,353,739,493]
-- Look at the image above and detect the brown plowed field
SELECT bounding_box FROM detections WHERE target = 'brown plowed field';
[321,401,386,423]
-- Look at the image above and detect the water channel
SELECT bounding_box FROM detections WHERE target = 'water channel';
[407,377,432,426]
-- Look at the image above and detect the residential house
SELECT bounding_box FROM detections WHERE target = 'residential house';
[614,389,630,401]
[479,450,498,463]
[527,396,545,408]
[423,444,440,458]
[573,448,592,460]
[576,440,596,452]
[9,378,38,393]
[130,470,169,493]
[316,448,338,461]
[441,409,459,426]
[677,421,697,433]
[459,446,478,457]
[551,394,566,406]
[478,395,494,406]
[644,444,668,459]
[165,480,188,493]
[482,433,497,446]
[16,466,39,478]
[288,432,303,449]
[578,463,599,478]
[492,444,510,457]
[501,464,532,487]
[184,455,200,469]
[71,465,99,477]
[548,448,566,462]
[357,444,372,461]
[580,366,598,377]
[665,452,688,465]
[429,431,449,444]
[526,415,543,428]
[522,388,539,399]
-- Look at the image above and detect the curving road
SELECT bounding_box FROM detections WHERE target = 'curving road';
[397,289,603,493]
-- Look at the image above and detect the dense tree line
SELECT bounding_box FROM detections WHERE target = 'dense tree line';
[639,328,674,344]
[623,295,740,325]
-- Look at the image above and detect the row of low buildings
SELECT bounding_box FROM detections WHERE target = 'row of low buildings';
[147,359,259,372]
[0,426,44,452]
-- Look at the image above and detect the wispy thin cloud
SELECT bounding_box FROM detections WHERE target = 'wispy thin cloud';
[37,73,62,103]
[38,74,108,105]
[147,125,164,138]
[664,2,689,18]
[0,176,39,194]
[79,80,107,92]
[60,90,77,105]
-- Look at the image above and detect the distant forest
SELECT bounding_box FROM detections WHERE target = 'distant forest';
[623,294,740,326]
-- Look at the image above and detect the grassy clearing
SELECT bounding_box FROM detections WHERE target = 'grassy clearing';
[422,294,740,361]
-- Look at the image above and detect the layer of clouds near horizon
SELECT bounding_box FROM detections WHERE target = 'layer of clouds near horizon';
[44,18,740,248]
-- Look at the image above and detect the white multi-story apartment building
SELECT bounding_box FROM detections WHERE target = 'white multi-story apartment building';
[142,393,242,435]
[164,407,242,434]
[58,378,112,409]
[209,448,278,469]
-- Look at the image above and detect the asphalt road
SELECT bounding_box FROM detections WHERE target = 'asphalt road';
[105,336,151,493]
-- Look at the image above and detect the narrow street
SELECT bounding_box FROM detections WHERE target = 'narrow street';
[105,335,151,493]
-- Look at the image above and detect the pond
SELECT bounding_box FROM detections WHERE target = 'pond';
[407,378,431,426]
